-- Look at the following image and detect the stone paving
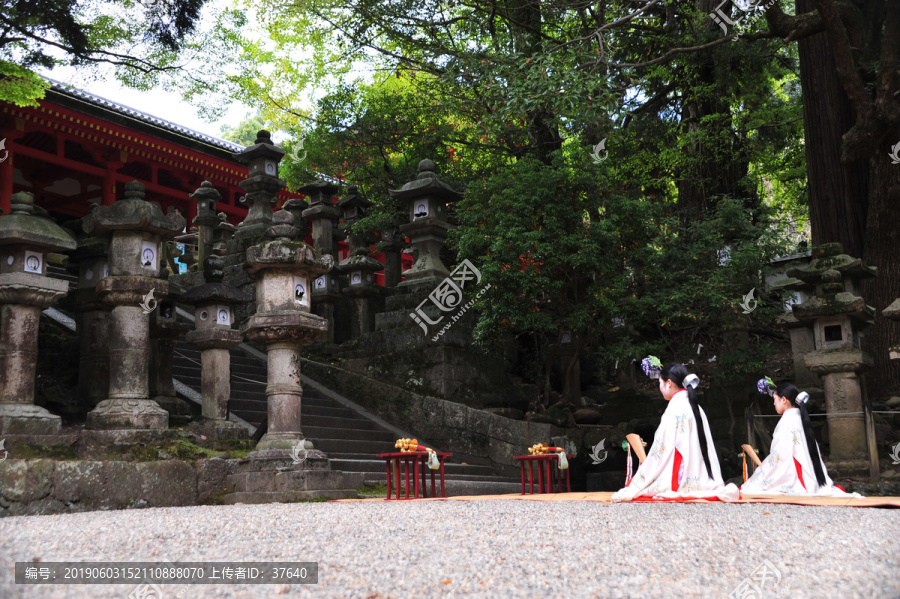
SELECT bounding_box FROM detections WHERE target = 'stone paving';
[1,499,898,598]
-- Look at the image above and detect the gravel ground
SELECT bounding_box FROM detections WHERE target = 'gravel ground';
[1,500,898,599]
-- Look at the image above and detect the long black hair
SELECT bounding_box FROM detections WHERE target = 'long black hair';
[776,382,827,487]
[660,363,714,479]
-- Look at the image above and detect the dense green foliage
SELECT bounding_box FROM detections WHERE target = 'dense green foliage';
[454,145,794,390]
[195,0,811,395]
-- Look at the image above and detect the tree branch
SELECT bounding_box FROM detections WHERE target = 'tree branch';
[594,34,735,70]
[0,15,185,74]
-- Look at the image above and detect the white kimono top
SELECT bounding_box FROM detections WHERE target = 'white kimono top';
[740,407,862,497]
[612,390,740,501]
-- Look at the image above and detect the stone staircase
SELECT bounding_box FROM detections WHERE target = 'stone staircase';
[171,342,522,496]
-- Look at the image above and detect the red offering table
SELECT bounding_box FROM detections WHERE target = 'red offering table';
[513,454,574,494]
[376,452,453,500]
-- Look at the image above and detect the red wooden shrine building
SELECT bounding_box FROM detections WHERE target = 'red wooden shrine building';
[0,80,402,282]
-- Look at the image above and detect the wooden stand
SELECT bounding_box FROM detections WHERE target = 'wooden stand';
[513,454,574,494]
[376,451,452,499]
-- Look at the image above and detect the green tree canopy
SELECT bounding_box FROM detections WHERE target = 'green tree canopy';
[0,0,207,106]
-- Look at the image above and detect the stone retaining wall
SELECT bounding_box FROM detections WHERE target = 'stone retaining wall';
[300,358,575,476]
[0,456,238,517]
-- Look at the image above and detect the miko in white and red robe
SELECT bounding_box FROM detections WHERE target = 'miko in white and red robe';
[740,407,861,497]
[611,389,740,502]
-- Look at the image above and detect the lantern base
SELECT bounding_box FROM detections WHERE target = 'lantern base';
[823,458,871,479]
[85,398,169,430]
[0,403,62,436]
[224,447,357,503]
[79,427,179,447]
[254,434,314,452]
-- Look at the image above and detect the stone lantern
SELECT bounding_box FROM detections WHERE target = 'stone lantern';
[771,275,820,388]
[180,256,251,440]
[282,198,311,241]
[242,209,329,451]
[378,227,406,288]
[60,208,111,410]
[148,273,193,426]
[786,242,875,462]
[300,180,343,343]
[300,180,341,253]
[232,131,285,241]
[191,181,222,268]
[388,159,462,290]
[0,191,76,437]
[337,186,384,337]
[212,212,237,256]
[223,209,354,503]
[81,180,186,440]
[182,226,199,272]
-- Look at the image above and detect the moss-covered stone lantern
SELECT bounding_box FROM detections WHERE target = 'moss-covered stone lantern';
[388,159,462,290]
[786,242,876,461]
[81,180,186,440]
[180,256,251,440]
[232,130,285,241]
[241,209,329,451]
[0,191,76,437]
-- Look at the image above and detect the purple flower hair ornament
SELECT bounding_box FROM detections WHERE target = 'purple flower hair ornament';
[641,355,662,378]
[757,376,775,396]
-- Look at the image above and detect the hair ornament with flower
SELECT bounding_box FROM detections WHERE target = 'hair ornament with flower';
[757,376,776,396]
[641,355,662,378]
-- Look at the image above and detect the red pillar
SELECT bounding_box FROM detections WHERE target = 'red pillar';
[103,153,124,206]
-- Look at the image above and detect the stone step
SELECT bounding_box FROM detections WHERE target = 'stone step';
[328,458,497,477]
[312,438,399,454]
[362,473,522,487]
[228,401,362,420]
[421,479,524,497]
[302,414,382,430]
[302,426,396,442]
[223,490,357,504]
[229,381,273,393]
[229,395,342,414]
[172,375,332,403]
[172,353,268,377]
[227,365,270,377]
[355,476,523,497]
[174,378,330,401]
[171,371,268,389]
[327,452,396,461]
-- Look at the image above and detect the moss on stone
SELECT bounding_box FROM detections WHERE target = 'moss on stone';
[7,444,80,460]
[225,449,253,459]
[200,490,230,506]
[356,482,388,498]
[160,439,219,461]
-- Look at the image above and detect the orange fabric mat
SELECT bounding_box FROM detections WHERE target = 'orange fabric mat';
[333,491,900,508]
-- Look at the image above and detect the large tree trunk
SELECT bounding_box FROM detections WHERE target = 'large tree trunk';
[676,0,754,221]
[796,0,869,257]
[862,148,900,398]
[793,0,899,396]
